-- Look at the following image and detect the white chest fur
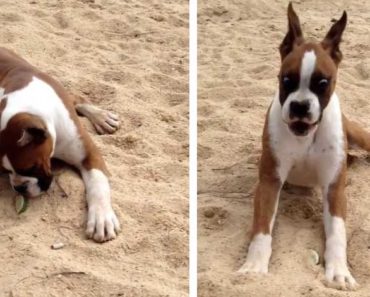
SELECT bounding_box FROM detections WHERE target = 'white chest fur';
[268,92,345,187]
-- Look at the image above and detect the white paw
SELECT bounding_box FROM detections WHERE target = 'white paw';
[238,257,269,274]
[238,234,272,274]
[86,203,120,242]
[325,259,358,291]
[92,110,120,135]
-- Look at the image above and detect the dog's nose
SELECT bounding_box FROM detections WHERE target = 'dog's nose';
[14,184,27,194]
[289,100,310,119]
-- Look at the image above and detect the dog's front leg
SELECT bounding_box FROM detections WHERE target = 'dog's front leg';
[323,165,357,290]
[239,175,282,274]
[76,136,120,242]
[81,165,120,242]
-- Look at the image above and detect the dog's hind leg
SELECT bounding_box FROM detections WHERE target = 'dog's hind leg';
[343,114,370,152]
[72,95,119,135]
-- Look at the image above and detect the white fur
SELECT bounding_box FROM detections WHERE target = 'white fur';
[281,51,321,124]
[238,234,272,274]
[81,168,120,241]
[300,50,317,89]
[3,155,14,172]
[269,91,344,186]
[17,129,34,146]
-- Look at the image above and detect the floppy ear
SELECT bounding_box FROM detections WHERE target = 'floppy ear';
[279,2,304,60]
[321,11,347,65]
[17,126,47,147]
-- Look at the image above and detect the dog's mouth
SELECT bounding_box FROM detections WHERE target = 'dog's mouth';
[288,121,316,136]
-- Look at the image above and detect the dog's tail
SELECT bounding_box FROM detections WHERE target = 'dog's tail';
[344,114,370,151]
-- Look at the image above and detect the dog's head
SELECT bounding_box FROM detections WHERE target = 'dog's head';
[0,113,53,197]
[279,3,347,136]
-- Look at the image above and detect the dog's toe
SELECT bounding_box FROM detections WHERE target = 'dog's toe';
[86,204,120,243]
[325,264,358,291]
[105,219,117,241]
[238,261,268,274]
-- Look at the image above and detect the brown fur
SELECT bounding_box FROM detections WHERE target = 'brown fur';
[329,113,370,217]
[0,113,53,182]
[326,116,349,218]
[327,161,347,218]
[252,109,281,236]
[278,3,346,112]
[344,115,370,152]
[279,2,303,60]
[279,43,339,111]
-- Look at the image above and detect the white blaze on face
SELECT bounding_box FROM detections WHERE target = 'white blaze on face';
[2,155,41,197]
[300,50,317,90]
[281,50,321,124]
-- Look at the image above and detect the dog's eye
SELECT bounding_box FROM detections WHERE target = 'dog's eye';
[282,76,298,93]
[315,78,330,93]
[319,78,329,87]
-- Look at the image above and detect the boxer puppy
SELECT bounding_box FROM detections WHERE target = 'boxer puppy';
[239,3,370,290]
[0,47,120,242]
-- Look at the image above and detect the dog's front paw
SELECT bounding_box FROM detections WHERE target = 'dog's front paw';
[86,204,120,242]
[238,257,269,274]
[325,259,358,291]
[238,234,272,274]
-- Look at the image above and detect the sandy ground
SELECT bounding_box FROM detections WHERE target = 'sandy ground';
[198,0,370,296]
[0,1,188,296]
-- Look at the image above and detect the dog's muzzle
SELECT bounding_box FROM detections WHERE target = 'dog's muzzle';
[287,100,320,136]
[288,121,314,136]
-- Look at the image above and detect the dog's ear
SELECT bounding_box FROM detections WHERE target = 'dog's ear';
[321,11,347,65]
[17,125,47,147]
[279,2,304,60]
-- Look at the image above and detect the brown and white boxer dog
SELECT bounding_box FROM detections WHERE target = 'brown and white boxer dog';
[238,3,370,290]
[0,47,120,242]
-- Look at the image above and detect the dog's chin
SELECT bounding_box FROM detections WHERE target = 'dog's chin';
[288,121,316,137]
[23,192,42,199]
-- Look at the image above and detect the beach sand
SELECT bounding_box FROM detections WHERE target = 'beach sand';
[198,0,370,296]
[0,0,188,296]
